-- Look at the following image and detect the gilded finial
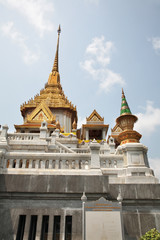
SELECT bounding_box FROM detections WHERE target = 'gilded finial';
[72,119,77,130]
[122,88,124,98]
[58,24,61,35]
[56,120,60,130]
[52,25,61,73]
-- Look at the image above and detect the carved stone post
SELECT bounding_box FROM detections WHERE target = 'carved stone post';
[90,139,100,169]
[0,125,8,141]
[40,121,48,139]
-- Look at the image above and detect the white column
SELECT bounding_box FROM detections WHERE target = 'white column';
[64,114,67,132]
[86,129,89,140]
[102,129,106,139]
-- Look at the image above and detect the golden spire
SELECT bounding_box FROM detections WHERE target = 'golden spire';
[52,25,61,73]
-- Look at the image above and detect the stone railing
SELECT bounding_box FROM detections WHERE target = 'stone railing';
[56,141,75,153]
[100,157,123,168]
[71,148,90,154]
[8,133,40,141]
[4,158,91,170]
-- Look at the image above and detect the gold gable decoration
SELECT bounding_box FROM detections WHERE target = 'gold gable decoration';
[26,102,56,124]
[33,110,48,121]
[86,109,104,122]
[111,124,123,134]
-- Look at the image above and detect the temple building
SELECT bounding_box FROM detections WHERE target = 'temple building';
[0,26,160,240]
[15,25,77,135]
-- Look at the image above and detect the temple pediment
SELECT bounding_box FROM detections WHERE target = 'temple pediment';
[86,109,104,123]
[27,102,56,124]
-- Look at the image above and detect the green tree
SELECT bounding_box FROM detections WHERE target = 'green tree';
[140,228,160,240]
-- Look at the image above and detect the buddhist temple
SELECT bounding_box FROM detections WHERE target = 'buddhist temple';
[15,25,77,135]
[81,109,109,140]
[0,26,160,240]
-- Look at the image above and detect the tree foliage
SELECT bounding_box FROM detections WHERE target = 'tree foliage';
[140,228,160,240]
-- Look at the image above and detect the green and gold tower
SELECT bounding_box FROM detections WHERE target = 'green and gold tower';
[116,89,141,145]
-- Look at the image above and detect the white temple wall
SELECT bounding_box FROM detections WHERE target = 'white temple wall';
[51,109,72,132]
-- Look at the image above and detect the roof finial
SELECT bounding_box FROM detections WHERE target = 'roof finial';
[122,88,124,98]
[120,89,132,115]
[52,25,61,73]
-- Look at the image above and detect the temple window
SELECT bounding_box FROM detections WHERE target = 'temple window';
[40,215,49,240]
[28,215,38,240]
[65,216,72,240]
[53,216,61,240]
[89,129,102,140]
[16,215,26,240]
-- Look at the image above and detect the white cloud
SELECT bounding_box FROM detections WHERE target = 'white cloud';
[149,158,160,180]
[77,116,86,129]
[149,37,160,54]
[135,101,160,135]
[1,21,39,64]
[0,0,54,36]
[80,36,125,93]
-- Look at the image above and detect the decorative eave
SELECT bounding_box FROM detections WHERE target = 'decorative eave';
[14,123,56,129]
[82,124,109,129]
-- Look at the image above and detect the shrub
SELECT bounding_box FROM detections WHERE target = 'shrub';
[140,228,160,240]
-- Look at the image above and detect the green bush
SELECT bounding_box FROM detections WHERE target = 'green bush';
[140,228,160,240]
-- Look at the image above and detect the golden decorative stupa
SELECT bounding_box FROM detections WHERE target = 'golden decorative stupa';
[116,89,141,145]
[15,25,77,134]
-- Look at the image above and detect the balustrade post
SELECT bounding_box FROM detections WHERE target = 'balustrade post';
[69,160,72,169]
[9,159,13,168]
[29,159,32,168]
[35,159,39,169]
[90,139,100,169]
[75,159,79,169]
[85,160,89,170]
[109,137,115,154]
[51,132,56,145]
[15,159,20,168]
[22,159,26,168]
[49,159,52,169]
[40,121,48,139]
[62,160,66,169]
[41,160,45,169]
[83,160,86,169]
[55,159,59,169]
[0,125,8,142]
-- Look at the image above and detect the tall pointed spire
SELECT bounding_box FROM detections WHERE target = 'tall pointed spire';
[52,25,61,73]
[120,88,132,115]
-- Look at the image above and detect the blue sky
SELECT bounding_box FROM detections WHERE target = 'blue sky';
[0,0,160,178]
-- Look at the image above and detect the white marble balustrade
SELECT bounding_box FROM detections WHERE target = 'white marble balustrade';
[8,133,40,141]
[4,158,91,170]
[100,157,123,168]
